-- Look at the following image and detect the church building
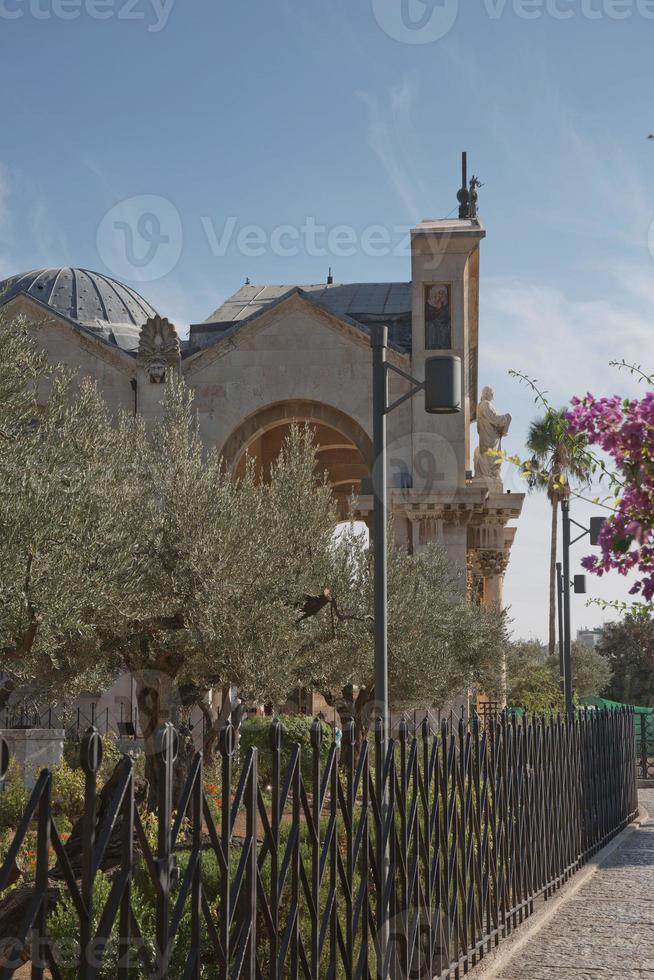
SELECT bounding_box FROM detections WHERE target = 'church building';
[0,171,523,631]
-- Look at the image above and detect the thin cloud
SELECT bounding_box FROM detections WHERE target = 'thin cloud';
[0,165,12,279]
[482,272,648,639]
[0,165,8,228]
[484,275,651,402]
[357,79,424,223]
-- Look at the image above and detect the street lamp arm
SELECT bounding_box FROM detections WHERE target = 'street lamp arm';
[384,361,426,415]
[569,513,591,543]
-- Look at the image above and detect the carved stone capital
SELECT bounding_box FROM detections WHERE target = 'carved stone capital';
[137,315,180,383]
[469,547,509,579]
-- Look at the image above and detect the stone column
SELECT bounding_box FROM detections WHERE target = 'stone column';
[476,548,509,610]
[470,548,510,710]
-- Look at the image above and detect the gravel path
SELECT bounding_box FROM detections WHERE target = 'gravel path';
[490,789,654,979]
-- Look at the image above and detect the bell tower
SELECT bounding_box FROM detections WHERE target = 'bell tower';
[409,153,485,490]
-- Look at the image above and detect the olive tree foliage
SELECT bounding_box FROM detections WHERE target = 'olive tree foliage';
[0,318,339,746]
[299,530,507,744]
[503,637,612,712]
[0,316,125,706]
[105,392,341,751]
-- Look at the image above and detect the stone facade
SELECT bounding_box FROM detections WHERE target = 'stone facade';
[0,213,524,715]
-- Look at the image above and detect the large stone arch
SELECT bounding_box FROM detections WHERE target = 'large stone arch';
[221,400,373,516]
[221,400,373,470]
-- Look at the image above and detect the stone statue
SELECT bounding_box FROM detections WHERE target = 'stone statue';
[474,386,512,481]
[137,315,181,383]
[469,175,483,220]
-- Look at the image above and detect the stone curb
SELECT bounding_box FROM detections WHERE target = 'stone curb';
[467,805,651,978]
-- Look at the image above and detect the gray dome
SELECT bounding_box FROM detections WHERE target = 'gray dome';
[0,267,158,352]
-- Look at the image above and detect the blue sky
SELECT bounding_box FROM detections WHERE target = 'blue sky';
[1,0,653,639]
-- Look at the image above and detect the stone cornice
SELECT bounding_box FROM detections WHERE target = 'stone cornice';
[354,487,524,527]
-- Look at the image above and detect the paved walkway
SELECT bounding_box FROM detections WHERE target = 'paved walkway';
[488,789,654,979]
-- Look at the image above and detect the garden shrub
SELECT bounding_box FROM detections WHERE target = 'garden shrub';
[238,715,334,786]
[0,759,28,833]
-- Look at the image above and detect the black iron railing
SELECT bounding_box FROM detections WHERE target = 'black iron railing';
[2,701,472,740]
[0,708,638,979]
[637,712,654,780]
[1,702,136,737]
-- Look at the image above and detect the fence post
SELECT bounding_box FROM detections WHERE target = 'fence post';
[343,719,355,979]
[79,727,103,977]
[0,736,8,794]
[420,716,433,979]
[155,722,178,977]
[374,716,389,978]
[269,720,282,980]
[311,719,323,979]
[118,756,135,980]
[190,750,203,980]
[31,773,52,980]
[640,713,648,782]
[245,739,258,979]
[219,723,235,974]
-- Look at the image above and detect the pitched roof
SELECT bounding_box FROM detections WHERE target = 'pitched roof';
[190,282,412,354]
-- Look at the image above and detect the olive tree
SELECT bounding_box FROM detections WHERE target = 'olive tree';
[0,316,126,708]
[0,320,339,780]
[299,529,507,748]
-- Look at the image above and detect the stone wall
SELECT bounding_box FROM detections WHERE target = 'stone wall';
[0,729,65,789]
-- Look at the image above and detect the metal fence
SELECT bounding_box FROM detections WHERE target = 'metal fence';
[1,702,127,737]
[636,712,654,780]
[0,708,638,979]
[2,701,473,740]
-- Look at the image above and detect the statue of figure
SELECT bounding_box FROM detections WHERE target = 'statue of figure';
[474,386,511,481]
[469,175,483,220]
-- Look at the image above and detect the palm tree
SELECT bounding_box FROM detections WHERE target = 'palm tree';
[526,410,591,657]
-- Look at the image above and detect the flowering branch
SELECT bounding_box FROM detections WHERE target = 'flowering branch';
[567,385,654,601]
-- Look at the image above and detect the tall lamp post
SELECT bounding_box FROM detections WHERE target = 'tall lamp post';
[556,560,565,686]
[370,324,461,747]
[369,326,460,966]
[559,500,605,715]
